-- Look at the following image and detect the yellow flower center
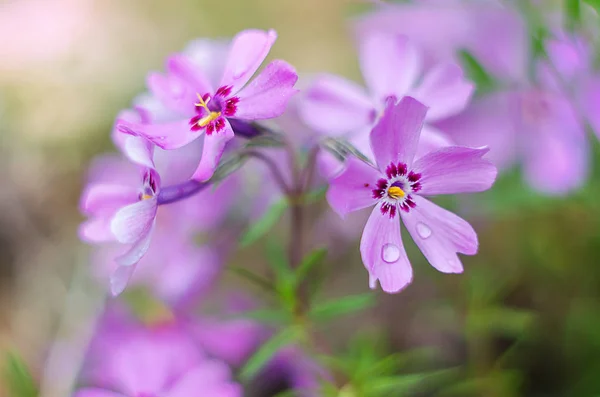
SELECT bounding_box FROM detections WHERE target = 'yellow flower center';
[195,93,221,127]
[387,186,405,199]
[141,194,153,200]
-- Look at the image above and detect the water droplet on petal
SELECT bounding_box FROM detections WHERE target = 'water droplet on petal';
[416,222,432,239]
[382,243,401,263]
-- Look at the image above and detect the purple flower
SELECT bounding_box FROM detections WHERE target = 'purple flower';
[76,315,241,397]
[327,97,497,293]
[299,31,473,160]
[117,29,299,181]
[435,30,591,195]
[79,154,160,296]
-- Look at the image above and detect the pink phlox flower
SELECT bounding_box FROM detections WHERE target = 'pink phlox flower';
[436,28,591,195]
[79,152,160,296]
[327,97,497,293]
[76,314,241,397]
[116,29,299,182]
[299,31,474,166]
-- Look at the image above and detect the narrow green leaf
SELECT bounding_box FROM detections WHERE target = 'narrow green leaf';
[228,309,291,325]
[210,153,247,185]
[310,293,376,322]
[295,248,327,285]
[240,199,288,247]
[228,266,274,292]
[239,327,300,382]
[3,352,38,397]
[303,185,327,204]
[458,50,496,94]
[566,0,581,31]
[366,369,456,395]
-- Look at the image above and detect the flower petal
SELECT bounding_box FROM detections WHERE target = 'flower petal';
[220,29,277,93]
[370,96,428,170]
[326,157,381,218]
[412,146,497,196]
[521,96,588,195]
[72,389,128,397]
[360,204,412,293]
[110,223,155,295]
[110,198,157,244]
[80,184,137,215]
[122,135,155,169]
[414,125,454,160]
[147,71,197,115]
[234,60,298,120]
[166,361,241,397]
[117,118,199,150]
[79,217,114,243]
[191,119,235,182]
[298,74,374,135]
[401,196,476,273]
[433,91,519,170]
[411,62,474,121]
[183,38,230,87]
[358,33,421,102]
[167,54,213,95]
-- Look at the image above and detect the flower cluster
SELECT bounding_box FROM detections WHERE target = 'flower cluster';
[71,1,600,395]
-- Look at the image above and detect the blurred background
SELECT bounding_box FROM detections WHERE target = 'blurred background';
[2,0,600,396]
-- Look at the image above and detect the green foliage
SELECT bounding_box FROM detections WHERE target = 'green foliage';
[565,0,582,31]
[239,326,302,383]
[3,352,38,397]
[240,199,289,247]
[320,335,454,396]
[583,0,600,13]
[309,293,376,323]
[459,50,496,95]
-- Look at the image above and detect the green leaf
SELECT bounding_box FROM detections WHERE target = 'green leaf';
[240,199,288,247]
[210,153,247,186]
[239,327,300,382]
[584,0,600,13]
[295,248,327,285]
[228,308,291,325]
[458,50,496,94]
[228,266,274,292]
[319,137,373,165]
[309,293,376,322]
[365,369,457,396]
[566,0,581,31]
[3,352,38,397]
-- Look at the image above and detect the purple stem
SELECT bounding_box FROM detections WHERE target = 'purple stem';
[229,119,261,139]
[157,179,209,205]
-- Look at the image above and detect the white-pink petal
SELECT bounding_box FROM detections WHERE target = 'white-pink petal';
[360,204,412,293]
[110,198,157,244]
[220,29,277,94]
[370,96,428,170]
[358,32,421,103]
[412,146,497,196]
[299,74,374,135]
[401,196,477,274]
[191,120,235,182]
[117,118,199,150]
[411,62,474,122]
[234,60,298,120]
[326,157,380,218]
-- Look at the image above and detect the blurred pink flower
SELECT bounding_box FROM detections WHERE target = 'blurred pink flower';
[77,311,241,397]
[327,97,496,293]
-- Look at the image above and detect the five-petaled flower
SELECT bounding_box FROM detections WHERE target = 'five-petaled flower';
[327,96,497,293]
[117,29,298,182]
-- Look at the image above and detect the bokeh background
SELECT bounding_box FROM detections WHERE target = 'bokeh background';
[2,0,600,396]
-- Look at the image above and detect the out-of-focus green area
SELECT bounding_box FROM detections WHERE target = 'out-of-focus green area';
[2,0,600,396]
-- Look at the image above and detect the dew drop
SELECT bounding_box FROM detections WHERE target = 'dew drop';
[416,222,432,239]
[381,243,401,263]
